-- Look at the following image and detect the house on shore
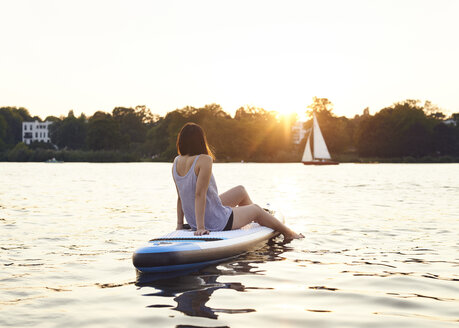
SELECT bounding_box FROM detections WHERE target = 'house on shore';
[22,120,53,145]
[443,118,457,126]
[292,121,310,144]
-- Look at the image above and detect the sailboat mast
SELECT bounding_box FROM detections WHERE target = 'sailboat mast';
[312,112,316,160]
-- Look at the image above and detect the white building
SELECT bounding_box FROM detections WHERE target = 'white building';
[291,121,309,144]
[443,118,457,126]
[22,120,53,145]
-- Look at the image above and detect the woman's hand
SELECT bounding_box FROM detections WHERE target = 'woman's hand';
[194,228,209,236]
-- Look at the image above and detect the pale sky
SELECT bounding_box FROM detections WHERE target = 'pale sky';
[1,0,458,119]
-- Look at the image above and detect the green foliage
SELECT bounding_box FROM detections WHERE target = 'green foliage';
[49,111,87,149]
[355,100,440,157]
[1,99,458,163]
[3,147,140,162]
[0,107,32,148]
[304,98,354,155]
[83,106,155,152]
[0,115,7,139]
[86,111,122,150]
[7,142,33,161]
[112,106,148,146]
[433,123,458,155]
[30,149,56,162]
[306,97,334,116]
[143,104,297,162]
[28,141,55,150]
[228,106,294,161]
[56,150,138,162]
[0,115,7,152]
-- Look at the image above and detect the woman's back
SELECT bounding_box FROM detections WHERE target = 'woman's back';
[175,155,200,177]
[172,155,231,231]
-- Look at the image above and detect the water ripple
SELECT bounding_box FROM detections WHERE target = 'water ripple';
[1,163,459,328]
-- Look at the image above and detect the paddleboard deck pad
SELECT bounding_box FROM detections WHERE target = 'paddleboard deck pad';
[133,216,281,273]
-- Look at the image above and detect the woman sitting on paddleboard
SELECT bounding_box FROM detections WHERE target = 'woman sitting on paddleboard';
[172,122,304,240]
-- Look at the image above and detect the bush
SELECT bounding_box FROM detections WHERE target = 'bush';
[7,143,33,161]
[438,155,454,163]
[402,156,417,163]
[1,146,143,162]
[58,150,139,162]
[28,141,55,150]
[418,155,435,163]
[30,149,56,162]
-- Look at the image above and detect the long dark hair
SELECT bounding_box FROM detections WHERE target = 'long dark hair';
[176,123,214,158]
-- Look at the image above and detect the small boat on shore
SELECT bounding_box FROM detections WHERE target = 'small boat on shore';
[302,112,339,165]
[45,157,63,163]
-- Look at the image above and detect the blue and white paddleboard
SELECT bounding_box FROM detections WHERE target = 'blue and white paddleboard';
[133,211,283,273]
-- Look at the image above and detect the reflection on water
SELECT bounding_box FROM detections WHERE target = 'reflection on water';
[136,239,288,320]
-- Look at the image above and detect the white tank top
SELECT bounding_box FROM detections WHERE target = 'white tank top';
[172,155,232,231]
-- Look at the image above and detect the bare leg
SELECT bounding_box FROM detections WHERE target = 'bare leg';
[232,204,304,240]
[219,185,253,207]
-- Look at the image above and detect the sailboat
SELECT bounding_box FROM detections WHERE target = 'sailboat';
[302,112,339,165]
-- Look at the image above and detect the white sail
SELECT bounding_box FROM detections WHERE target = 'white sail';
[312,112,331,160]
[302,133,313,162]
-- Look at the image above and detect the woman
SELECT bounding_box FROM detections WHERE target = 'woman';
[172,122,304,240]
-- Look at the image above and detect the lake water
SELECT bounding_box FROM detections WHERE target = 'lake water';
[0,162,458,327]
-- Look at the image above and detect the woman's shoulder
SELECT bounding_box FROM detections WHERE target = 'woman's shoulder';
[198,154,212,161]
[175,154,212,169]
[197,154,213,165]
[195,154,213,173]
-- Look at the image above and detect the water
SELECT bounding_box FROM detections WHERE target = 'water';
[1,163,458,327]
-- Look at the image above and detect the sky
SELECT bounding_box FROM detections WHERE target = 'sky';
[1,0,458,120]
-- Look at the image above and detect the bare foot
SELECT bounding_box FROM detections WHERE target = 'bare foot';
[283,232,305,242]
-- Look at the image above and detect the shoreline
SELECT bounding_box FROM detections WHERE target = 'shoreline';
[1,155,459,164]
[2,145,459,164]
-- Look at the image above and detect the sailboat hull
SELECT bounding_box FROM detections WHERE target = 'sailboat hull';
[302,160,339,165]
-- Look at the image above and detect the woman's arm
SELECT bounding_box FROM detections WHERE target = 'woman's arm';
[176,195,184,230]
[173,163,184,230]
[194,155,212,235]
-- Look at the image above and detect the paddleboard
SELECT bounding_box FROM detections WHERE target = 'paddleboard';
[133,210,283,273]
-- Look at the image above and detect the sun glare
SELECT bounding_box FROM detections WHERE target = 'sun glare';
[269,104,310,123]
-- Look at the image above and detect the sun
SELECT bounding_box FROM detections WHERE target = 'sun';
[270,107,308,123]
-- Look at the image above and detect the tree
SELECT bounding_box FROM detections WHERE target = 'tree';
[144,103,295,161]
[15,107,32,121]
[305,97,353,155]
[112,106,147,147]
[433,123,457,155]
[306,97,334,117]
[355,100,435,157]
[7,142,32,161]
[0,115,7,151]
[45,115,61,122]
[86,112,122,150]
[134,105,158,125]
[49,110,87,149]
[0,107,32,148]
[423,100,446,119]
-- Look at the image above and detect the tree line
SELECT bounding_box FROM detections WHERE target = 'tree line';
[1,98,458,162]
[305,98,459,162]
